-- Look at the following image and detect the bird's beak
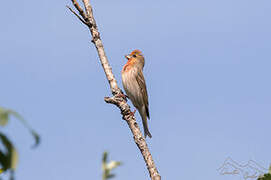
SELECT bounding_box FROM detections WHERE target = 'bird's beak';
[125,55,131,60]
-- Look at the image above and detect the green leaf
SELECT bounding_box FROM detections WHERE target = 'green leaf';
[106,174,115,179]
[10,148,18,170]
[0,133,18,171]
[8,109,40,147]
[0,149,7,169]
[30,130,40,148]
[258,174,271,180]
[102,152,121,180]
[0,108,9,126]
[107,161,122,170]
[102,152,108,163]
[0,107,40,147]
[102,151,108,171]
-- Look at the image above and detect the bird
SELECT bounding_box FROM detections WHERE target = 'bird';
[121,49,152,138]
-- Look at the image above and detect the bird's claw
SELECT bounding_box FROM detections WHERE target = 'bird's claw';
[129,109,136,117]
[123,109,136,120]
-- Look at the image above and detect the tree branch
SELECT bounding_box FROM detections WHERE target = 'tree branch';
[66,5,88,26]
[67,1,161,180]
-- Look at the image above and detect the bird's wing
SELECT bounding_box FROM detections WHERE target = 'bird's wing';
[136,70,150,118]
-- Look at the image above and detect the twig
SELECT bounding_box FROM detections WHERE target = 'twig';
[66,6,88,26]
[71,0,88,22]
[67,1,161,180]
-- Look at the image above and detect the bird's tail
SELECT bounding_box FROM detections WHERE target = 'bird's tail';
[139,107,152,138]
[143,119,152,138]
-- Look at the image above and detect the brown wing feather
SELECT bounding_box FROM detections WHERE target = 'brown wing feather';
[136,70,150,119]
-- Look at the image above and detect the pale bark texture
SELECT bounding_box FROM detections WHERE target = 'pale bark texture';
[67,1,161,180]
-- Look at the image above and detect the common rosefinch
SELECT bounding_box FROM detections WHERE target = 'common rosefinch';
[121,50,152,138]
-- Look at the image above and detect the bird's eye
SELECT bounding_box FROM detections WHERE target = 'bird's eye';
[132,54,136,58]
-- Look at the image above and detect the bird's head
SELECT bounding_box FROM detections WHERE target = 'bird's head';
[125,49,145,67]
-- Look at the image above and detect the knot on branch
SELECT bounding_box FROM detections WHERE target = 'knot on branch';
[104,93,132,120]
[91,31,100,43]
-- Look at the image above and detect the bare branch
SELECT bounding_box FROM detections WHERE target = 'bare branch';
[66,6,88,26]
[70,0,88,21]
[68,1,161,180]
[82,0,90,17]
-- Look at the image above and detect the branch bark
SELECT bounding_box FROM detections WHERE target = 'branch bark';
[67,1,161,180]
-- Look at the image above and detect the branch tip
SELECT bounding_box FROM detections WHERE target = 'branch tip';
[66,5,89,26]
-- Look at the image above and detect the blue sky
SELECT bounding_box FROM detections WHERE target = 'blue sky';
[0,0,270,180]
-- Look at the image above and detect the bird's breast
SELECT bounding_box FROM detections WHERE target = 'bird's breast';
[121,68,142,108]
